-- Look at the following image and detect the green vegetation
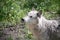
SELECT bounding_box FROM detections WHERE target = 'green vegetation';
[0,0,60,40]
[6,36,13,40]
[0,0,60,25]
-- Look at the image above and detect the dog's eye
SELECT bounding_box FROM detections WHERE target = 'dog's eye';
[29,16,32,18]
[37,13,40,16]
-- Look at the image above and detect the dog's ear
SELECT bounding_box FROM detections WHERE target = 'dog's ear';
[37,10,42,17]
[32,7,35,10]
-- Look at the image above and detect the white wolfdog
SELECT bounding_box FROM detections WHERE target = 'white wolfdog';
[21,9,60,40]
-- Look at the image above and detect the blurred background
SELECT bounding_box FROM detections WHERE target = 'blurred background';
[0,0,60,40]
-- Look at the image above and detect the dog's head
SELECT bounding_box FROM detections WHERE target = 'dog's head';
[21,9,42,23]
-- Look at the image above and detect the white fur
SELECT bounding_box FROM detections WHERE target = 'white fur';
[23,10,38,22]
[37,15,59,31]
[22,10,59,40]
[23,10,59,32]
[28,10,38,17]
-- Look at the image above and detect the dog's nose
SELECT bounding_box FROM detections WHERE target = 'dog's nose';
[21,18,25,22]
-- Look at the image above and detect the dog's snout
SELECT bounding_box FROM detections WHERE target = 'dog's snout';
[21,18,25,22]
